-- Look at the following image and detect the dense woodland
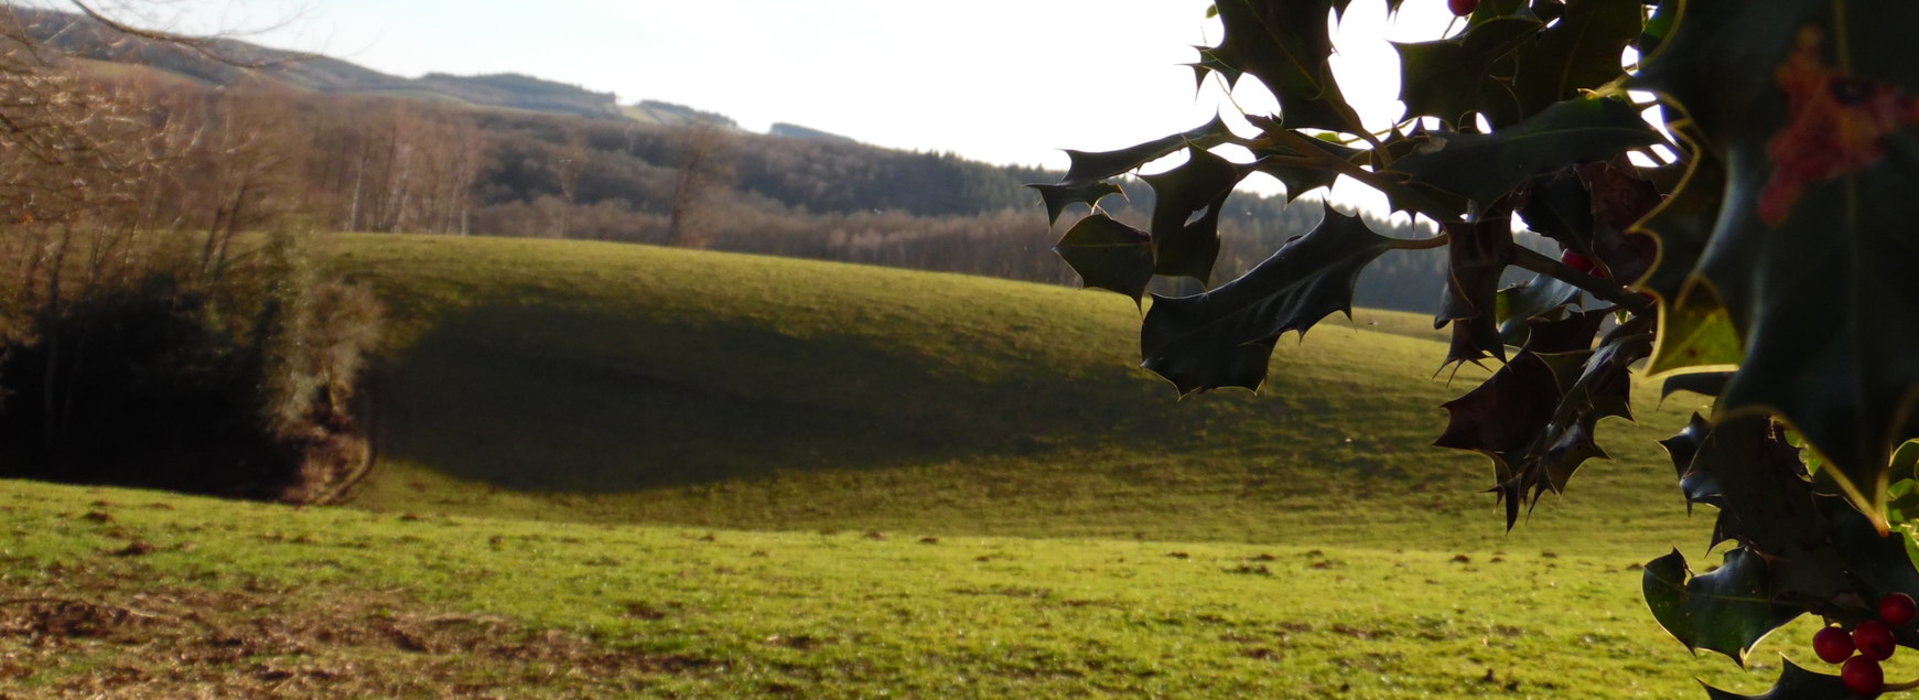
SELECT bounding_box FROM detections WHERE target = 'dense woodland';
[49,70,1456,312]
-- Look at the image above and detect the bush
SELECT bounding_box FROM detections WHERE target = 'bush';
[0,232,382,503]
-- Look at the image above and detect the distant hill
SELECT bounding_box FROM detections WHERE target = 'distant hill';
[623,100,739,128]
[13,7,623,119]
[770,122,856,143]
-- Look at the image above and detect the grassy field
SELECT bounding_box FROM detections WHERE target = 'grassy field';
[0,480,1859,698]
[0,234,1788,697]
[334,234,1712,554]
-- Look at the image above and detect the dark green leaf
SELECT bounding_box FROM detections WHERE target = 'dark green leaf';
[1393,16,1541,125]
[1662,372,1732,400]
[1388,97,1661,209]
[1507,0,1643,118]
[1494,273,1582,346]
[1188,46,1243,91]
[1143,148,1249,282]
[1139,206,1393,395]
[1211,0,1364,132]
[1060,116,1231,186]
[1054,215,1155,302]
[1031,181,1123,225]
[1641,548,1803,665]
[1247,125,1364,201]
[1634,0,1919,518]
[1436,218,1516,365]
[1517,170,1595,253]
[1700,658,1857,700]
[1437,314,1642,529]
[1579,162,1663,284]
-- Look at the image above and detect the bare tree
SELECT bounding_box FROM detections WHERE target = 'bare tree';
[664,123,737,248]
[548,133,588,238]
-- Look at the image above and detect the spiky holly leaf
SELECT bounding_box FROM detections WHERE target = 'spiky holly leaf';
[1699,658,1856,700]
[1435,311,1614,528]
[1579,162,1662,284]
[1642,548,1803,666]
[1663,372,1732,400]
[1054,215,1154,302]
[1032,181,1123,225]
[1696,418,1838,551]
[1393,16,1539,125]
[1518,169,1595,253]
[1636,152,1743,375]
[1662,413,1720,513]
[1139,206,1392,395]
[1059,116,1231,186]
[1436,218,1516,365]
[1245,118,1365,201]
[1507,0,1642,118]
[1633,0,1919,521]
[1210,0,1364,132]
[1188,46,1243,91]
[1143,148,1248,282]
[1494,273,1581,347]
[1388,97,1662,209]
[1819,495,1919,605]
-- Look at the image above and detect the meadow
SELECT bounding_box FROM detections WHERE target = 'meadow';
[0,235,1854,697]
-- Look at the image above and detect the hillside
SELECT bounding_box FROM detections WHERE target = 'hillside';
[14,7,626,118]
[0,237,1772,697]
[334,234,1709,554]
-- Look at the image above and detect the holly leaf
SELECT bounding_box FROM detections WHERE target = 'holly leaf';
[1633,0,1919,521]
[1059,116,1231,186]
[1436,218,1517,365]
[1518,169,1595,253]
[1663,372,1732,400]
[1507,0,1642,118]
[1637,152,1743,376]
[1139,205,1393,395]
[1682,415,1825,558]
[1387,96,1662,209]
[1494,273,1582,347]
[1054,215,1155,302]
[1143,148,1248,282]
[1247,123,1364,201]
[1700,658,1857,700]
[1393,16,1540,125]
[1210,0,1364,132]
[1579,162,1662,284]
[1435,313,1616,528]
[1642,548,1803,666]
[1032,181,1123,225]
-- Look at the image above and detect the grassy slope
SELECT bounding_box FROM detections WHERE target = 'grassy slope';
[0,481,1842,699]
[0,235,1788,697]
[337,233,1710,556]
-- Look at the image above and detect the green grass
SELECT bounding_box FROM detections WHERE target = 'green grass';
[333,233,1715,556]
[0,234,1756,696]
[0,480,1862,698]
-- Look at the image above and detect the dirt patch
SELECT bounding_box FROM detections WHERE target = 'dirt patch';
[0,566,716,698]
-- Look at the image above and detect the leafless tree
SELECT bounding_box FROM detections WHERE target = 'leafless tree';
[664,123,737,248]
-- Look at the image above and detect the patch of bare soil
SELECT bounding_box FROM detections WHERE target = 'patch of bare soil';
[0,563,714,698]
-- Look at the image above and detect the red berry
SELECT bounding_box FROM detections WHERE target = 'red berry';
[1856,619,1898,661]
[1882,593,1916,627]
[1815,626,1857,664]
[1560,250,1610,278]
[1448,0,1477,17]
[1842,656,1885,696]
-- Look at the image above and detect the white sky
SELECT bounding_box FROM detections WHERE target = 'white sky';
[86,1,1457,178]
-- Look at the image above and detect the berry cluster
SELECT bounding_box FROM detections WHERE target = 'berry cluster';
[1814,593,1916,697]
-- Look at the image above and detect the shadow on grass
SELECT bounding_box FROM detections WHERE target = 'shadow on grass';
[369,305,1207,493]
